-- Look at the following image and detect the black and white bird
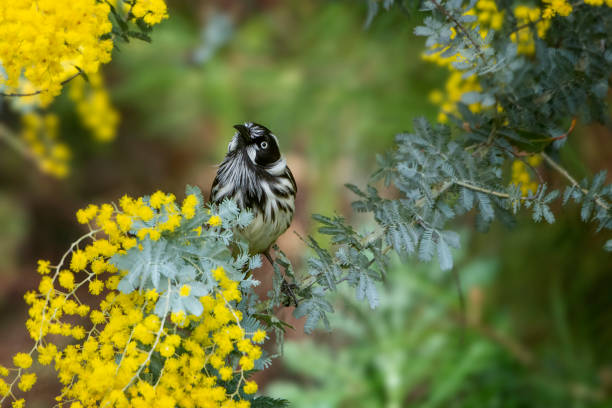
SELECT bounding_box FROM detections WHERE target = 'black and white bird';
[210,122,297,258]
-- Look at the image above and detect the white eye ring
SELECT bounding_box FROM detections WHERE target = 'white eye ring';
[260,141,268,149]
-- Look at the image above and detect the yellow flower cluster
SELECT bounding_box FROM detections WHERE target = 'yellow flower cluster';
[0,0,113,105]
[0,0,168,104]
[584,0,612,6]
[422,0,503,122]
[69,72,120,142]
[20,112,71,178]
[421,0,503,68]
[423,1,555,120]
[511,6,550,55]
[464,0,504,33]
[510,154,542,196]
[542,0,573,18]
[428,72,483,122]
[131,0,169,26]
[1,191,263,408]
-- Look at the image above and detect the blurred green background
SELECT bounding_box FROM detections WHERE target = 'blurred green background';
[0,1,611,407]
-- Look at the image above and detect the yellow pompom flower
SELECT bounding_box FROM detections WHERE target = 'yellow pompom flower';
[69,73,119,142]
[37,260,51,275]
[11,398,25,408]
[70,250,88,272]
[181,195,198,219]
[38,344,58,365]
[59,270,75,290]
[132,0,169,25]
[13,353,32,369]
[208,215,222,227]
[179,284,191,297]
[89,279,105,295]
[18,373,37,392]
[218,366,233,381]
[239,356,254,371]
[159,344,175,358]
[252,329,266,343]
[243,380,258,394]
[0,379,8,397]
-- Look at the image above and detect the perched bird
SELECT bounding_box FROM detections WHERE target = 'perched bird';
[210,122,297,260]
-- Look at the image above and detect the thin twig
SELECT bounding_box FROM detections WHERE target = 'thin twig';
[541,152,609,211]
[454,180,511,199]
[0,71,81,97]
[429,0,485,62]
[118,280,171,395]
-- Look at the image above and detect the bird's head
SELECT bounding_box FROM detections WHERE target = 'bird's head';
[228,122,282,166]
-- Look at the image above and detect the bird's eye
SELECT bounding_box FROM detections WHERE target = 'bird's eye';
[259,141,268,149]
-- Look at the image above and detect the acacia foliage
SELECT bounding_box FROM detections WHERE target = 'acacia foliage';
[287,1,612,332]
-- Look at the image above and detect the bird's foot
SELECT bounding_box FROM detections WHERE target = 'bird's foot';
[263,249,299,307]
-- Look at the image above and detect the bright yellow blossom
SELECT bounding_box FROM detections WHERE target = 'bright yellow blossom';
[59,270,75,290]
[2,189,265,408]
[37,260,51,275]
[132,0,169,25]
[18,373,37,392]
[252,330,267,343]
[69,73,119,142]
[179,284,191,297]
[13,353,32,369]
[243,380,258,394]
[208,215,222,227]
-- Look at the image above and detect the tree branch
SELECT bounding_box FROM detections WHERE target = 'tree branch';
[0,71,81,97]
[428,0,485,62]
[454,180,511,199]
[541,152,609,211]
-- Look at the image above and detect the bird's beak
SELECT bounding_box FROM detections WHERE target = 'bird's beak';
[233,124,250,144]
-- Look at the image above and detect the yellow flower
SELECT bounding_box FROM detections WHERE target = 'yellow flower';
[20,113,71,178]
[252,329,266,343]
[218,366,233,381]
[12,398,25,408]
[59,270,75,290]
[132,0,169,25]
[37,259,51,275]
[69,73,120,142]
[38,344,58,365]
[243,380,258,394]
[0,379,8,397]
[208,215,222,227]
[13,352,33,369]
[159,343,175,358]
[542,0,573,17]
[179,284,191,297]
[116,214,133,232]
[239,356,254,371]
[150,191,166,209]
[77,204,98,224]
[89,279,105,295]
[70,250,88,272]
[18,372,37,391]
[181,194,198,219]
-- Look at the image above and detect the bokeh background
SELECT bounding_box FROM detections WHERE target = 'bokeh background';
[1,1,611,407]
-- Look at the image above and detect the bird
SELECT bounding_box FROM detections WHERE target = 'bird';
[210,122,297,263]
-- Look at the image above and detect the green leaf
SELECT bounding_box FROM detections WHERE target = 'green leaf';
[418,229,435,262]
[250,397,290,408]
[437,236,453,271]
